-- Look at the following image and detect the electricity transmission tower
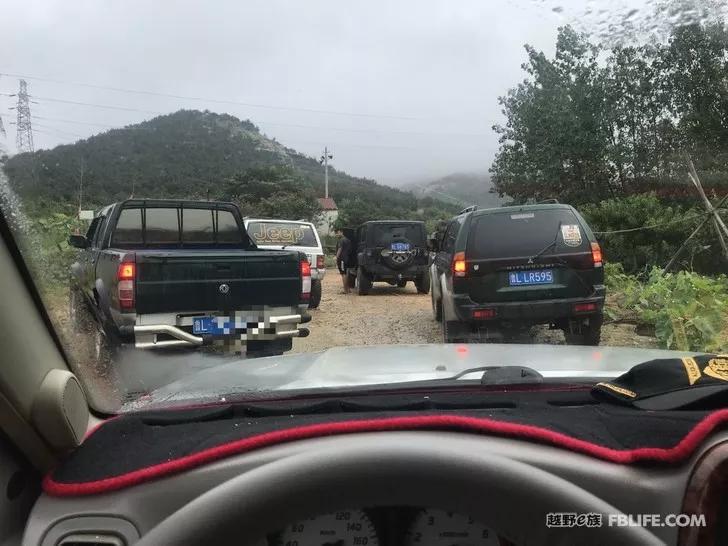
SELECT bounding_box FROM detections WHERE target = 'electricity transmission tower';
[15,80,34,153]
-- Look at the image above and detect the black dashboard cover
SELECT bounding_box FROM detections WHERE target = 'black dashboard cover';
[44,389,728,496]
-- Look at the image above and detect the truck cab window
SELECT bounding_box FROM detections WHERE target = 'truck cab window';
[183,208,214,243]
[145,208,180,243]
[112,208,143,245]
[216,210,243,243]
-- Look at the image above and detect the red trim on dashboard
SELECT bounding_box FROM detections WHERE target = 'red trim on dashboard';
[43,410,728,497]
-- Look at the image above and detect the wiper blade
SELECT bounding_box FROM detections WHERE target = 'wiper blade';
[529,220,562,263]
[448,366,544,385]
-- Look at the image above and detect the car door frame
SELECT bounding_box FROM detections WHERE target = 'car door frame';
[436,216,466,322]
[431,220,456,312]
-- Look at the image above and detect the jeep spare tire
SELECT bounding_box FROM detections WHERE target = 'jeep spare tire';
[382,240,415,270]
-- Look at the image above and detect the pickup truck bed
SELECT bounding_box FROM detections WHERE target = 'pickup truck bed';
[69,199,310,355]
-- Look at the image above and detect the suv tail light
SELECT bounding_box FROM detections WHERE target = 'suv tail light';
[574,302,598,313]
[301,259,311,301]
[452,251,467,277]
[473,308,496,320]
[591,242,603,267]
[117,258,136,310]
[316,255,325,269]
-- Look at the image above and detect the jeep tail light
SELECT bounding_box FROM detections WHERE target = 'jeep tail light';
[574,302,598,313]
[301,259,311,301]
[117,259,136,310]
[591,242,603,267]
[473,308,496,320]
[452,251,467,277]
[316,255,325,269]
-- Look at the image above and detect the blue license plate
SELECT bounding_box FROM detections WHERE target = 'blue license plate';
[193,316,233,335]
[509,269,554,286]
[391,242,410,251]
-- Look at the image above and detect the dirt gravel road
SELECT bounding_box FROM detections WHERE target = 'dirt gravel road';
[292,274,658,352]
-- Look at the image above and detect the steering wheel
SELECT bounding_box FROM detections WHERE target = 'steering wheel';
[135,437,662,545]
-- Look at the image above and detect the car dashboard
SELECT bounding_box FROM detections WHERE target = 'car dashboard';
[22,430,728,546]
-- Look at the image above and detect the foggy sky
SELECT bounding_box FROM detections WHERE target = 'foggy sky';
[1,0,664,186]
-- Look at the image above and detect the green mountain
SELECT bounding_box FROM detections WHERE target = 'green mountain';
[404,173,505,210]
[3,110,455,225]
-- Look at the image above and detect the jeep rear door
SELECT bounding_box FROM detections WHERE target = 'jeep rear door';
[462,208,601,304]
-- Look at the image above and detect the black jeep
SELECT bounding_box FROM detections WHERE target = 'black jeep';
[346,220,430,295]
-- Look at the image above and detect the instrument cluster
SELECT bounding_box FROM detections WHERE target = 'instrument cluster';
[263,507,510,546]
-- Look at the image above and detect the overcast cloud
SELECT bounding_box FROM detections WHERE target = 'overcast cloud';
[0,0,672,185]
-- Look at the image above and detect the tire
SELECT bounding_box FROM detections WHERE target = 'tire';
[431,289,443,322]
[308,279,322,309]
[415,273,430,294]
[357,267,372,295]
[443,320,468,343]
[92,325,118,371]
[69,285,93,333]
[564,314,603,346]
[396,280,407,288]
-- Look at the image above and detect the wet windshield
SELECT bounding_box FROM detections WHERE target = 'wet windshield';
[0,0,727,413]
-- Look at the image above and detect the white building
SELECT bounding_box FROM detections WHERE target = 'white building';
[316,197,338,236]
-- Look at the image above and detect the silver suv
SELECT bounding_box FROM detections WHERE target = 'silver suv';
[244,218,326,308]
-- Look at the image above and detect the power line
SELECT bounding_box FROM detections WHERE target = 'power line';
[0,71,425,121]
[33,115,116,128]
[23,97,494,139]
[31,96,162,115]
[593,210,725,235]
[32,123,85,138]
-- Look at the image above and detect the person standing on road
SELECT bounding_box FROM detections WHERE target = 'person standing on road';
[335,228,352,294]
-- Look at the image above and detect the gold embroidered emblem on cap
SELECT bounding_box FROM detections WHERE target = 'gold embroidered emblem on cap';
[682,357,701,385]
[704,358,728,382]
[597,382,637,398]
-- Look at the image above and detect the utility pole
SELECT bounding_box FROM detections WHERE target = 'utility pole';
[0,74,6,145]
[77,156,86,215]
[319,147,333,198]
[15,80,34,153]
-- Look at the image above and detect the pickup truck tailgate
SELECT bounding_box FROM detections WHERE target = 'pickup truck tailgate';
[134,250,301,314]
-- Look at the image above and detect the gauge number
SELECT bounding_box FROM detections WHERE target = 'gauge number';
[278,509,378,546]
[405,509,499,545]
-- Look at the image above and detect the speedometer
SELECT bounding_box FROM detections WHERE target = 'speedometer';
[278,509,379,545]
[405,509,500,546]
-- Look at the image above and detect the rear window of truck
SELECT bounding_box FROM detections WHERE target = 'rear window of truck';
[466,209,588,259]
[111,207,245,246]
[246,222,318,247]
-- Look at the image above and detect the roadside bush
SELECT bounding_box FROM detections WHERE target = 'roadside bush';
[23,212,85,292]
[605,262,728,351]
[580,194,722,275]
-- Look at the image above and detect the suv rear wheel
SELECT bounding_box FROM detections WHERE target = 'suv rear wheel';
[564,315,603,346]
[396,280,407,288]
[357,267,372,295]
[415,273,430,294]
[308,279,322,309]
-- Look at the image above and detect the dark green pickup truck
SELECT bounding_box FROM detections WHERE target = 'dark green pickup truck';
[68,199,311,357]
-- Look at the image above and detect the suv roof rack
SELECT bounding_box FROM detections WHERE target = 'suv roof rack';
[536,198,560,204]
[457,205,479,215]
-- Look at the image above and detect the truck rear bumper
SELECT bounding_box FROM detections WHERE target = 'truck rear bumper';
[121,310,311,350]
[452,291,606,324]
